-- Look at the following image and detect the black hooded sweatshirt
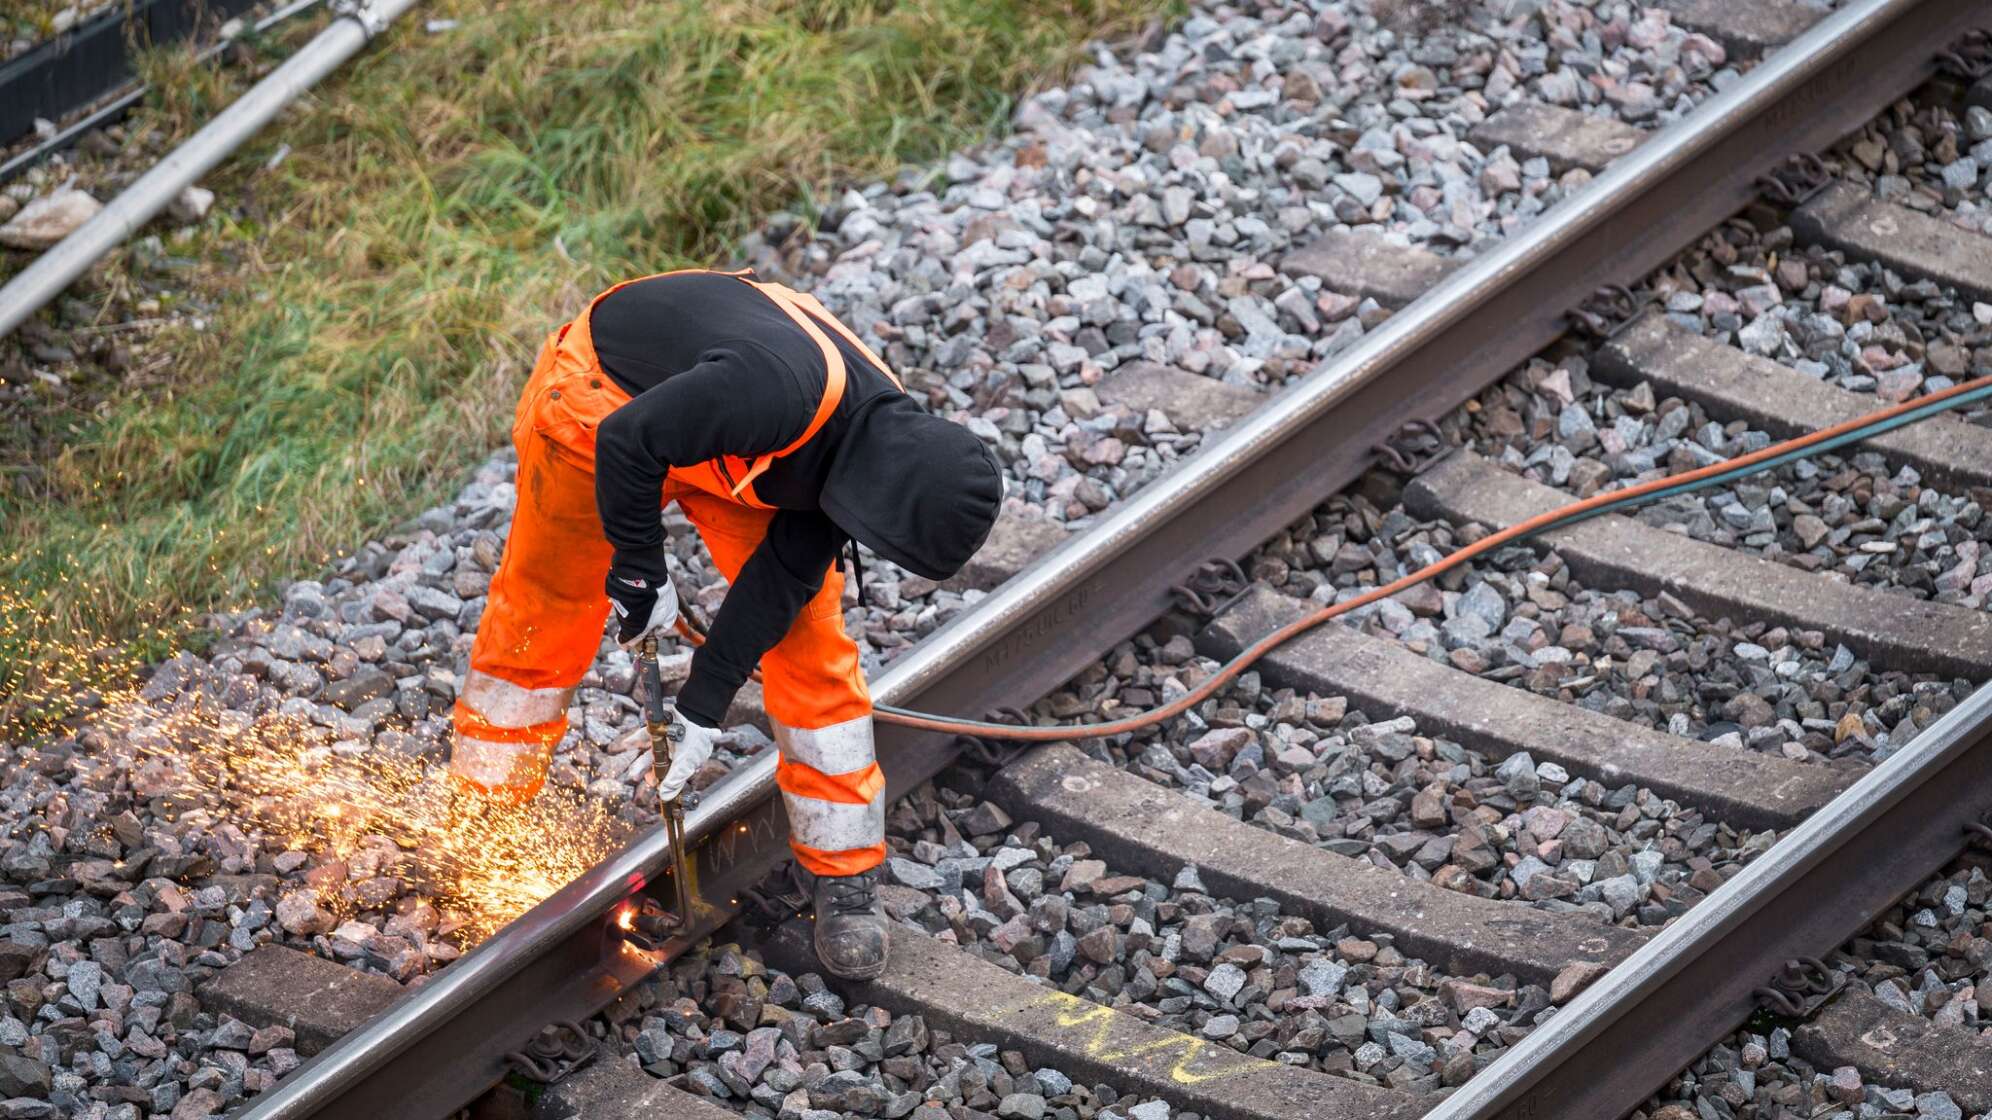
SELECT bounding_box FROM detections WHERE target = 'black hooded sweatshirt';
[590,272,1000,728]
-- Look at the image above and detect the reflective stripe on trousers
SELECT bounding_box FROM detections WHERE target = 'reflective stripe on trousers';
[449,669,571,801]
[774,714,886,877]
[451,734,555,799]
[462,668,571,728]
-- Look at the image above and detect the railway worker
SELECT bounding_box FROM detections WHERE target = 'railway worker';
[448,268,1002,980]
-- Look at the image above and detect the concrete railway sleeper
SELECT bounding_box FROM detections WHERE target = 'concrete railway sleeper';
[25,1,1992,1118]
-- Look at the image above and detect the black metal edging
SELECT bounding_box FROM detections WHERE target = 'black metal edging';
[0,0,261,148]
[230,1,1989,1116]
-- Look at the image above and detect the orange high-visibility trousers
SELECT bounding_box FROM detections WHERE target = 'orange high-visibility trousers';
[451,274,890,878]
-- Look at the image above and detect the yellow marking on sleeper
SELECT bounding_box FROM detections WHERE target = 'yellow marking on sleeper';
[1025,991,1267,1085]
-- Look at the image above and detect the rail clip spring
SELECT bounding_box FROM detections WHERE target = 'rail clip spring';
[504,1020,598,1084]
[1938,29,1992,81]
[1752,957,1846,1020]
[1564,284,1647,341]
[1169,558,1252,619]
[1756,153,1834,208]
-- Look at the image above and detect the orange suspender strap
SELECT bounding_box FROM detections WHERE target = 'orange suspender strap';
[730,279,848,497]
[783,288,906,392]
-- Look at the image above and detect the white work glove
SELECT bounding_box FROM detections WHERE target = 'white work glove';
[606,567,680,649]
[656,715,721,803]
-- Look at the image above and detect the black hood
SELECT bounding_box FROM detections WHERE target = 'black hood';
[820,396,1002,581]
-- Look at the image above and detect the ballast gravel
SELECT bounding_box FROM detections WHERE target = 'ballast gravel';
[595,938,1204,1120]
[1250,490,1972,763]
[1614,221,1992,422]
[879,783,1531,1091]
[1459,352,1992,613]
[1029,623,1771,929]
[1830,89,1992,238]
[1836,859,1992,1039]
[1630,857,1992,1120]
[1633,1029,1973,1120]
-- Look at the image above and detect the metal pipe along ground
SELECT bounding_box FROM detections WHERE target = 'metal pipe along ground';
[0,0,419,341]
[0,0,332,187]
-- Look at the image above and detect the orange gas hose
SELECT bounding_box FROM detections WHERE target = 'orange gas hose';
[685,376,1992,742]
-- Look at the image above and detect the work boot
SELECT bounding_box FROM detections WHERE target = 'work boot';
[813,868,889,980]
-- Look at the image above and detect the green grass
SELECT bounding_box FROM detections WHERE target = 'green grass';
[0,0,1164,691]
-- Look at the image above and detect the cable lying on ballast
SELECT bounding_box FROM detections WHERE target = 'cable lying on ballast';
[870,374,1992,741]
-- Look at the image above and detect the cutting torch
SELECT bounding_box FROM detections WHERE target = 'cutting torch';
[635,634,698,931]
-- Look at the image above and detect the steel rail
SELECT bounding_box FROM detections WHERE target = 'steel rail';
[1422,678,1992,1120]
[0,0,418,341]
[230,0,1989,1115]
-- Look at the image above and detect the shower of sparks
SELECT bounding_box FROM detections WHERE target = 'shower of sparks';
[2,587,633,945]
[117,707,634,942]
